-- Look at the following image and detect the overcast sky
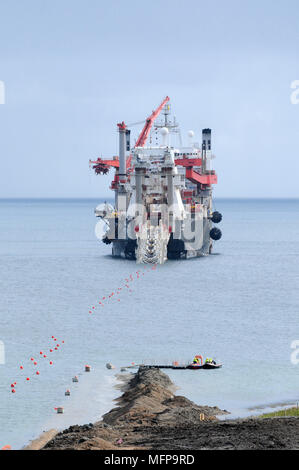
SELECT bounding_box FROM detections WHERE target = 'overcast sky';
[0,0,299,198]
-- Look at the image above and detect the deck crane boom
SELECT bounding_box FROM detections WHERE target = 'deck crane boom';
[135,96,170,148]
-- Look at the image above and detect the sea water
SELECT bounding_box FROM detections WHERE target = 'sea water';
[0,198,298,448]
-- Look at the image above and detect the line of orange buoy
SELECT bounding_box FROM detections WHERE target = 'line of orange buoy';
[4,265,158,449]
[11,266,158,393]
[10,336,65,394]
[87,266,157,315]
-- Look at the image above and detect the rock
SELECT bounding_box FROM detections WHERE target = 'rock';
[78,438,88,444]
[77,438,119,450]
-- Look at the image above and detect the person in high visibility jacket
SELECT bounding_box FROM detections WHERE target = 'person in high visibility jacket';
[193,357,200,364]
[205,357,216,365]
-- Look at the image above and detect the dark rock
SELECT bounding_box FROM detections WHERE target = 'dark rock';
[78,438,89,444]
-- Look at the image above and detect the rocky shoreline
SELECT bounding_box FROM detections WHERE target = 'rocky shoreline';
[40,367,299,450]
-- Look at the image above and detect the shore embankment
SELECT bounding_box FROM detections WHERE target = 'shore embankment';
[36,367,299,450]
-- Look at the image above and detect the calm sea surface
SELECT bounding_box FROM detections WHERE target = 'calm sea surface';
[0,198,299,448]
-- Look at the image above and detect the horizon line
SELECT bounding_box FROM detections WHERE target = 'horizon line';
[1,197,299,201]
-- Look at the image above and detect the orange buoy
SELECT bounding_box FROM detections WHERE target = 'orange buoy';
[11,389,16,394]
[20,366,23,370]
[49,361,53,365]
[36,371,40,375]
[26,378,30,381]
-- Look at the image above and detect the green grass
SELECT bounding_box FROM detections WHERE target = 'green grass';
[259,406,299,419]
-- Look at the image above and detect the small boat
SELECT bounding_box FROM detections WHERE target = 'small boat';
[187,363,203,370]
[186,362,222,370]
[202,362,222,370]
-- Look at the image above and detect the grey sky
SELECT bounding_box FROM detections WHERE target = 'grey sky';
[0,0,298,198]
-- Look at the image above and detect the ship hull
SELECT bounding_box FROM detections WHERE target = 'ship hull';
[110,216,213,260]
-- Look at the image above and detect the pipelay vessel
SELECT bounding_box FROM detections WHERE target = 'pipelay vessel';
[90,97,222,264]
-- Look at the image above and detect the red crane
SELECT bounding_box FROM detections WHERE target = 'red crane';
[90,96,170,175]
[135,96,170,148]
